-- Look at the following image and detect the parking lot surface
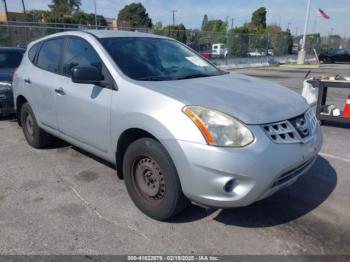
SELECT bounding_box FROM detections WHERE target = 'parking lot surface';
[0,64,349,255]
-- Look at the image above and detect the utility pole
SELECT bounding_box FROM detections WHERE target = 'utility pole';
[94,0,98,29]
[295,27,299,36]
[2,0,8,22]
[21,0,26,15]
[297,0,312,64]
[171,10,177,26]
[287,22,292,31]
[231,18,235,29]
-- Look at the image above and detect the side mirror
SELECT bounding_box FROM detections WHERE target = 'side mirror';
[71,66,103,85]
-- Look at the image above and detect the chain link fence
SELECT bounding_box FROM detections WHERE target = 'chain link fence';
[1,22,349,67]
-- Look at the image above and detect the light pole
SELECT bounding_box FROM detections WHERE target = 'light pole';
[297,0,312,64]
[287,22,292,31]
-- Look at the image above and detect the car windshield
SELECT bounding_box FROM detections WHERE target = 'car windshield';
[100,37,224,81]
[0,51,23,69]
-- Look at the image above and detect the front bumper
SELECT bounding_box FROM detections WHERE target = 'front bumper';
[162,124,322,208]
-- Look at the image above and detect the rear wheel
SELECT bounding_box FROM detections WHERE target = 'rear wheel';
[20,103,53,148]
[123,138,188,220]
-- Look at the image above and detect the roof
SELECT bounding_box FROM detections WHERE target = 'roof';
[84,30,170,39]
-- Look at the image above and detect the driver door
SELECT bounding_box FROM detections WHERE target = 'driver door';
[55,37,113,155]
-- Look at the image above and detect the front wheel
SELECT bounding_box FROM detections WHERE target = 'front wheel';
[20,103,53,148]
[123,138,188,220]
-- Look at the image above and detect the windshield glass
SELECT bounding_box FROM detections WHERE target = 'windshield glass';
[0,51,24,69]
[100,37,223,81]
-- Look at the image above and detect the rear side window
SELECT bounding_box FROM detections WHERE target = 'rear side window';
[28,43,41,63]
[36,38,64,74]
[62,37,102,77]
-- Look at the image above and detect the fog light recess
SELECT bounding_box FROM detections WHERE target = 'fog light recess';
[224,179,238,193]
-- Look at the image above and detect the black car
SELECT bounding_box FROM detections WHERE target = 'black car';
[319,48,350,63]
[0,47,25,116]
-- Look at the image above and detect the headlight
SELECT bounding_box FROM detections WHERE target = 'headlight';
[183,106,254,147]
[0,82,12,91]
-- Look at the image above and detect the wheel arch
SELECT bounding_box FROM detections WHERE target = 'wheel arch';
[15,95,28,126]
[115,128,159,179]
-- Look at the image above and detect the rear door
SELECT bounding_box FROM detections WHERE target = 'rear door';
[26,38,64,133]
[55,36,113,155]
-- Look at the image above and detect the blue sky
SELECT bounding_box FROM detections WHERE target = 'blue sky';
[2,0,349,37]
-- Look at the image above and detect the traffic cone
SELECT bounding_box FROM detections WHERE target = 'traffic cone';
[343,95,350,118]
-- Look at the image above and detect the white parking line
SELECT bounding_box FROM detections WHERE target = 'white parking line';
[320,152,350,163]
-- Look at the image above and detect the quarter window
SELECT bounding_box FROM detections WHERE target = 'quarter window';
[62,38,102,77]
[28,43,41,63]
[36,38,63,73]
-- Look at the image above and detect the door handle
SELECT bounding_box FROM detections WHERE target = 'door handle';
[24,78,31,84]
[54,87,66,95]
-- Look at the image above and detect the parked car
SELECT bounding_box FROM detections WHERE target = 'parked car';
[319,48,350,63]
[0,47,25,116]
[13,31,322,220]
[212,43,228,58]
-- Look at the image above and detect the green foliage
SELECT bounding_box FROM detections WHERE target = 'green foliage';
[250,7,267,29]
[200,19,228,43]
[117,3,152,28]
[153,21,163,30]
[201,14,208,31]
[305,33,321,53]
[270,31,293,55]
[49,0,81,16]
[227,27,249,57]
[162,24,187,43]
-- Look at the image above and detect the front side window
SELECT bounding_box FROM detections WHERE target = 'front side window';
[100,37,223,81]
[0,50,24,69]
[36,38,64,73]
[62,38,102,77]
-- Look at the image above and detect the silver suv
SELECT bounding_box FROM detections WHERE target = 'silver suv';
[13,31,322,220]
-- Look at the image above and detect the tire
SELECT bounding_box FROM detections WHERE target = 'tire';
[123,138,188,220]
[20,103,53,148]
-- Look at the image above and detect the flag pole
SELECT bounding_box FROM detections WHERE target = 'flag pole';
[297,0,312,64]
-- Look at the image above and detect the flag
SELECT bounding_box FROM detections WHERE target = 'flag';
[317,8,330,19]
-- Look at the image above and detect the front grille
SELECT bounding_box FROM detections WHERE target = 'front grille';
[262,109,318,144]
[271,158,314,188]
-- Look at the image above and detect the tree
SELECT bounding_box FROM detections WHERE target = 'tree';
[153,21,163,30]
[117,3,152,28]
[162,24,187,43]
[227,26,250,57]
[200,19,228,43]
[201,14,208,31]
[250,7,267,29]
[49,0,81,16]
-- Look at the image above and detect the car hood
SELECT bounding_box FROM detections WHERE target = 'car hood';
[139,72,309,125]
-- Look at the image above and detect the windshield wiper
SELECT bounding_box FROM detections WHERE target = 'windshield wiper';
[135,76,173,81]
[174,73,217,80]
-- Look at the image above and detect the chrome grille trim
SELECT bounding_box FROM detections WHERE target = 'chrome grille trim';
[262,109,318,144]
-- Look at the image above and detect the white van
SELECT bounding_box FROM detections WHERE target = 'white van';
[212,43,228,58]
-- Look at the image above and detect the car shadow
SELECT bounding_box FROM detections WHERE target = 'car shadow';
[170,156,337,226]
[0,114,17,122]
